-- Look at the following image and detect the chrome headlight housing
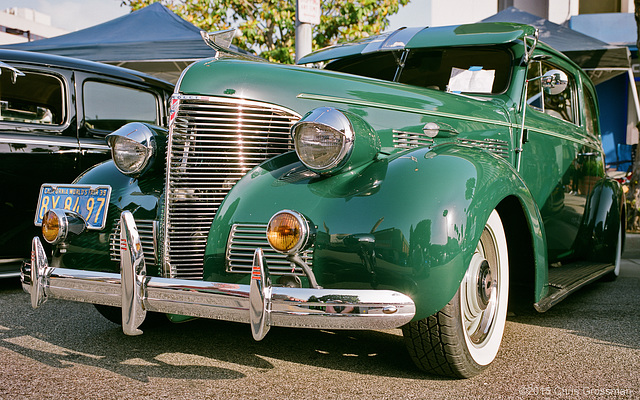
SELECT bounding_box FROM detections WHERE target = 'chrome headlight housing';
[292,107,380,175]
[267,210,314,254]
[106,122,159,177]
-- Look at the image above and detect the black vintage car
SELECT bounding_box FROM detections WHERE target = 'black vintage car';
[0,49,174,278]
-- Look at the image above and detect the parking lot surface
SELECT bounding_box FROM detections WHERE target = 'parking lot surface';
[1,237,639,399]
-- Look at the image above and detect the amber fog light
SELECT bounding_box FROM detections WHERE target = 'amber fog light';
[267,210,312,254]
[41,209,86,245]
[42,210,63,244]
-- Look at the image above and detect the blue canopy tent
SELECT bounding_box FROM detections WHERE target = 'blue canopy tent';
[0,3,235,83]
[483,7,639,172]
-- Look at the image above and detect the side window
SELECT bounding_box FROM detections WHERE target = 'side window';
[583,85,599,136]
[541,62,575,124]
[83,81,158,133]
[0,70,65,125]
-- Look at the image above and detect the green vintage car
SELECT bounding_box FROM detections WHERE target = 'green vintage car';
[23,22,624,378]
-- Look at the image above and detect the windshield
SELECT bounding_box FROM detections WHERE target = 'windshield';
[325,46,513,94]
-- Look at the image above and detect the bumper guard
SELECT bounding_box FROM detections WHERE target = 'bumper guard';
[23,211,416,339]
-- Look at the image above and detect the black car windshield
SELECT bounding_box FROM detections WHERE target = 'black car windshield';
[326,46,513,94]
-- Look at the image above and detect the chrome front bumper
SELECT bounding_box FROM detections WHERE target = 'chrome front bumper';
[23,211,416,339]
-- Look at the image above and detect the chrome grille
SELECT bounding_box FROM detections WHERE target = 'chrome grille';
[164,96,300,279]
[458,138,509,158]
[393,130,434,148]
[110,219,158,266]
[226,223,313,275]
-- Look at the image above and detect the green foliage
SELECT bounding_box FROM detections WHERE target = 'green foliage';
[122,0,410,63]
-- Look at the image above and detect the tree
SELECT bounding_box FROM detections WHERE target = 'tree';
[122,0,410,63]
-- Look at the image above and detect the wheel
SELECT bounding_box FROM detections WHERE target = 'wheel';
[402,210,509,378]
[94,304,168,327]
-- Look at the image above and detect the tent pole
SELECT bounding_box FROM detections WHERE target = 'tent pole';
[627,67,640,145]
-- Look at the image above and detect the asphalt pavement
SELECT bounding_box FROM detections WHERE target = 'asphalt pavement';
[0,237,638,399]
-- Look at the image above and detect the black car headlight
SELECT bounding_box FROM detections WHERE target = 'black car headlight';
[292,107,381,175]
[106,122,159,177]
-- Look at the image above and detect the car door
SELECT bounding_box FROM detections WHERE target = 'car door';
[519,58,602,261]
[0,63,80,269]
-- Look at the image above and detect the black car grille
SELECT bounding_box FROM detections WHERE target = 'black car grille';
[109,219,157,266]
[163,96,300,279]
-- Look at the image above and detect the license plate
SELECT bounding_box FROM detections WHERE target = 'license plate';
[34,184,111,230]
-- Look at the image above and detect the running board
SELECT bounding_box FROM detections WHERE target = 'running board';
[534,262,614,312]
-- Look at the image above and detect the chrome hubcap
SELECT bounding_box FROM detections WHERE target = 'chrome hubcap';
[477,260,492,311]
[462,228,499,346]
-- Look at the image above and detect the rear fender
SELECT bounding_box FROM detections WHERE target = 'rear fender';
[578,177,625,262]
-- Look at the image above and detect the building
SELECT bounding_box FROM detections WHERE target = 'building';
[0,7,67,44]
[419,0,634,27]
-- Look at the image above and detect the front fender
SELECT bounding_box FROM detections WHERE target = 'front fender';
[205,144,545,320]
[64,161,164,275]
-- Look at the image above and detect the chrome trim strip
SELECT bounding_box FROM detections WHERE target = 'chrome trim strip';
[526,127,594,147]
[0,257,24,264]
[0,271,21,278]
[78,142,110,151]
[0,135,79,148]
[297,92,514,128]
[297,93,595,148]
[25,217,416,337]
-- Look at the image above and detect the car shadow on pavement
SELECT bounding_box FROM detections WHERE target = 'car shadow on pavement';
[1,280,435,382]
[506,274,640,352]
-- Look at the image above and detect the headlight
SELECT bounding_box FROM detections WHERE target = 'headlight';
[267,210,313,254]
[293,108,354,171]
[292,107,380,174]
[41,209,86,245]
[106,122,158,177]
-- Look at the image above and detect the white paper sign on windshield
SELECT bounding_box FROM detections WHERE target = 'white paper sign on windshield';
[448,67,495,93]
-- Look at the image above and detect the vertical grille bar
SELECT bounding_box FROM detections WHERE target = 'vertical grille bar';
[226,223,313,275]
[163,96,300,279]
[110,219,158,266]
[392,130,434,148]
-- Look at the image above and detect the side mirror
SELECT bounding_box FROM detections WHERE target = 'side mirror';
[541,69,568,95]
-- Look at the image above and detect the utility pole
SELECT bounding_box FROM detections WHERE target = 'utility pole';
[295,0,320,63]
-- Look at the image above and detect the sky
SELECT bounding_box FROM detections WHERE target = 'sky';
[0,0,429,33]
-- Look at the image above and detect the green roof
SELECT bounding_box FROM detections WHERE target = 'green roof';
[298,22,536,65]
